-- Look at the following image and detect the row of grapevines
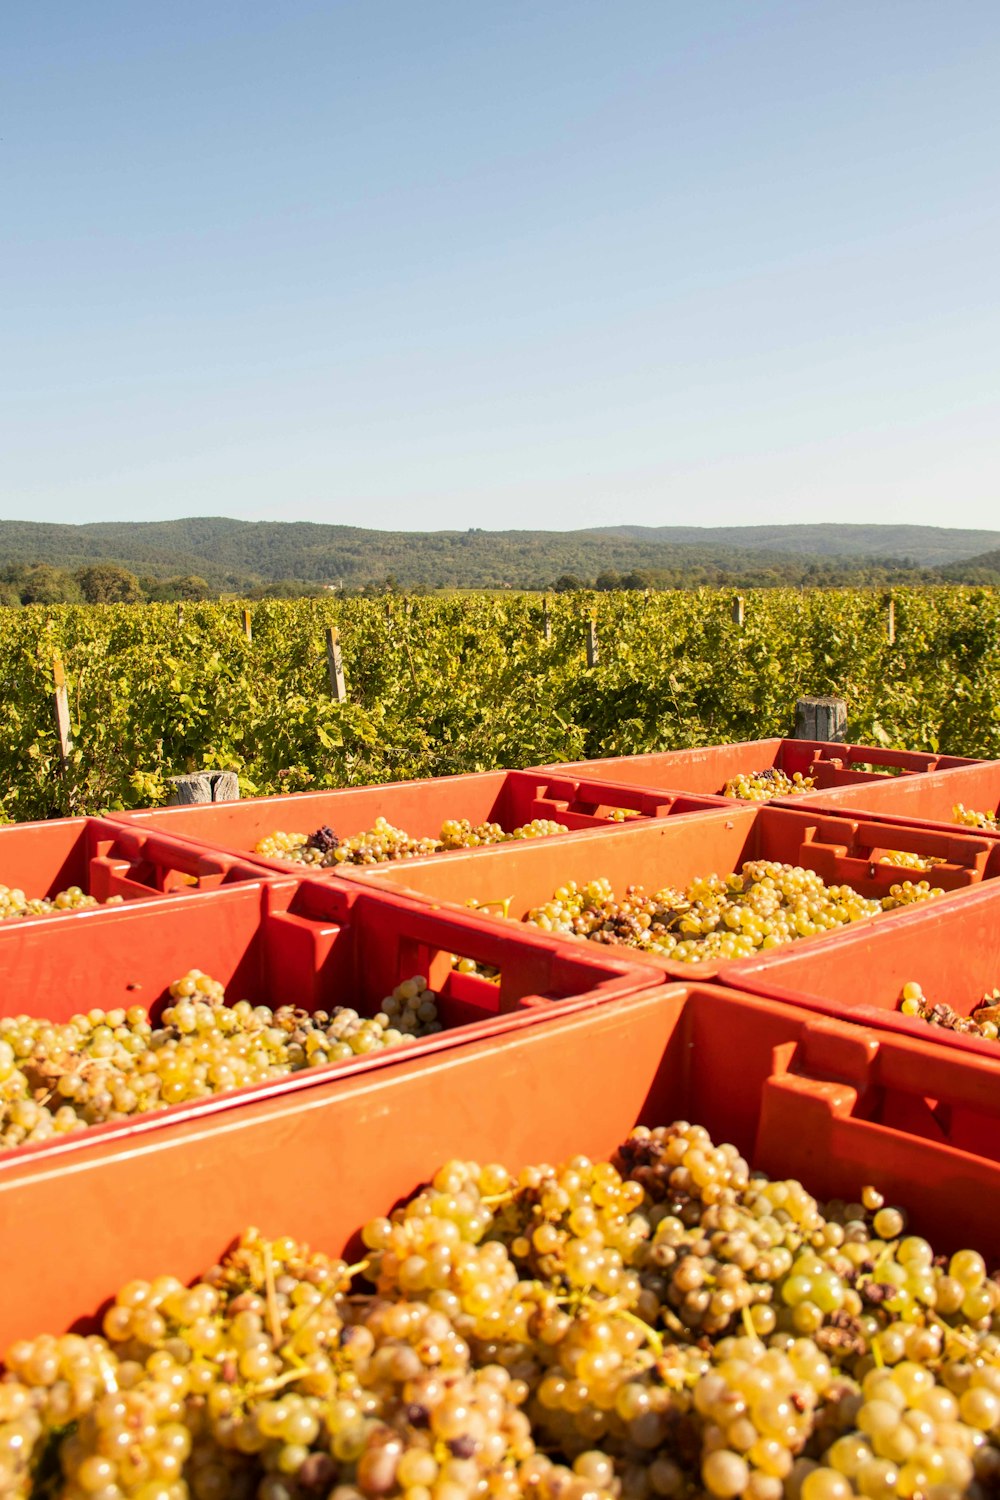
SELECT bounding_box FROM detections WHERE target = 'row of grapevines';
[1,587,997,822]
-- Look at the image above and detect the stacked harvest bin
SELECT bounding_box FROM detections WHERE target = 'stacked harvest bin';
[4,744,1000,1347]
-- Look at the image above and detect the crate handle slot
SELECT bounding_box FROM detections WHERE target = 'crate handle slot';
[87,856,142,902]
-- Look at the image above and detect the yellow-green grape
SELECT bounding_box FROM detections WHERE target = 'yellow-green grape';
[0,971,438,1151]
[257,814,569,866]
[5,1120,1000,1499]
[722,769,817,801]
[882,849,946,871]
[440,816,568,848]
[508,817,569,840]
[451,954,500,984]
[0,883,124,922]
[879,878,944,911]
[954,802,999,830]
[897,980,1000,1042]
[254,828,318,862]
[523,861,943,964]
[899,979,925,1016]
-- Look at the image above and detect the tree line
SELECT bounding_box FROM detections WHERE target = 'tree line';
[0,563,331,607]
[0,556,980,607]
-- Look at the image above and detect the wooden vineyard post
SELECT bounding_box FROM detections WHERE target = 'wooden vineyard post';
[586,617,599,668]
[732,595,745,628]
[887,597,896,645]
[176,603,184,626]
[542,596,552,642]
[385,599,393,626]
[167,771,240,805]
[242,608,253,643]
[326,626,347,702]
[52,658,72,772]
[794,695,847,743]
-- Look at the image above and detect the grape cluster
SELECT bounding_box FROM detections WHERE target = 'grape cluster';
[6,1122,1000,1500]
[881,850,946,871]
[0,884,123,922]
[524,862,943,964]
[1,1227,610,1500]
[0,972,438,1151]
[722,770,817,801]
[256,817,570,868]
[899,980,1000,1043]
[953,803,1000,831]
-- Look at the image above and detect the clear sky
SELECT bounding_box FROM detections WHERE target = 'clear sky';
[3,1,999,533]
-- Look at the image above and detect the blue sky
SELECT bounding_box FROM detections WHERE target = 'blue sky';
[3,1,999,532]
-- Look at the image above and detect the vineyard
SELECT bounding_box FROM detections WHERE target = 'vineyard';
[1,586,999,823]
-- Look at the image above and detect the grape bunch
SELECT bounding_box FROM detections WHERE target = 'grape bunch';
[881,851,946,872]
[6,1121,1000,1500]
[722,770,817,801]
[899,980,1000,1043]
[523,861,943,964]
[953,803,1000,831]
[0,884,123,922]
[256,816,570,868]
[0,972,439,1151]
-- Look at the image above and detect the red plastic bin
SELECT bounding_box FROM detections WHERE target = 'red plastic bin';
[333,803,1000,980]
[722,875,1000,1061]
[111,768,725,873]
[784,760,1000,827]
[539,738,989,808]
[0,815,272,915]
[5,983,1000,1348]
[0,875,649,1176]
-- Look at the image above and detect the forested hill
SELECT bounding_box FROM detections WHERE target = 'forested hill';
[1,517,999,593]
[939,548,1000,584]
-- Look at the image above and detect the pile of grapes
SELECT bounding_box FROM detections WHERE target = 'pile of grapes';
[0,884,123,922]
[5,1121,1000,1500]
[954,804,1000,832]
[0,972,439,1150]
[256,818,571,869]
[881,851,946,872]
[722,771,817,801]
[900,981,1000,1044]
[522,862,943,965]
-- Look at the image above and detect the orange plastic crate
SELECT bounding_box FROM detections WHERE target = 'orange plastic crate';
[4,983,1000,1347]
[723,875,1000,1060]
[0,816,270,910]
[539,738,990,807]
[0,876,646,1173]
[112,769,723,872]
[333,803,1000,980]
[787,761,1000,826]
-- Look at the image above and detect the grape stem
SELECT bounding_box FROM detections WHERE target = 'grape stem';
[465,897,513,918]
[262,1242,283,1346]
[612,1307,666,1358]
[741,1306,764,1347]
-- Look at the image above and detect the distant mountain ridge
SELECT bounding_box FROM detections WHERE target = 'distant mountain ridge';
[1,517,998,590]
[593,524,1000,566]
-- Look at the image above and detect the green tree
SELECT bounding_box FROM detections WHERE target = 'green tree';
[76,564,143,603]
[142,574,214,601]
[16,564,82,604]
